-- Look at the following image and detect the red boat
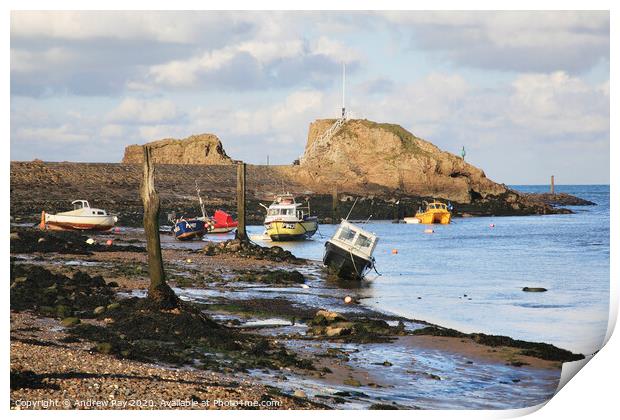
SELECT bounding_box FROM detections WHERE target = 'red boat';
[194,182,237,234]
[201,210,238,234]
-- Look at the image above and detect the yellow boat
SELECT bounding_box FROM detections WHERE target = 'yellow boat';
[262,193,318,241]
[410,201,452,225]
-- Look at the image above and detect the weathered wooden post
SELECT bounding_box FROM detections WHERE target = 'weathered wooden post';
[236,162,247,240]
[332,186,339,223]
[141,146,178,309]
[550,175,555,194]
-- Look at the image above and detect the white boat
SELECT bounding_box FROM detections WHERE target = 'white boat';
[323,220,379,280]
[403,216,421,224]
[40,200,118,231]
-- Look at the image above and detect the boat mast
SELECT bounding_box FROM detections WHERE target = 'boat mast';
[341,62,346,118]
[195,181,206,219]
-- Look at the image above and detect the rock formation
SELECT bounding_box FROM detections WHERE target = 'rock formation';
[296,119,508,203]
[11,119,578,226]
[122,134,233,165]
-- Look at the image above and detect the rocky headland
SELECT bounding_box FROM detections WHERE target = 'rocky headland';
[11,118,592,226]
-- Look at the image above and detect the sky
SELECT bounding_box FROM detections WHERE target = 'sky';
[10,10,610,184]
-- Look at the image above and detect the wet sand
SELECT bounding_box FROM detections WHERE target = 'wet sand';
[10,227,576,409]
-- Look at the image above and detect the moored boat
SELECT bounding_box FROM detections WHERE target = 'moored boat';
[323,220,378,280]
[200,210,238,234]
[194,182,238,234]
[410,201,452,224]
[173,218,207,241]
[262,193,318,241]
[40,200,117,231]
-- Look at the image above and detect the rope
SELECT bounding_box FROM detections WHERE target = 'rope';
[348,248,360,279]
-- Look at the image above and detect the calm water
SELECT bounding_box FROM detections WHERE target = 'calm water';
[248,185,610,355]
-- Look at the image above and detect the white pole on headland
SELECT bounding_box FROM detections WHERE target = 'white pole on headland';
[342,62,346,118]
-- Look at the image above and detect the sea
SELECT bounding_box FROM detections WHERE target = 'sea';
[246,185,610,356]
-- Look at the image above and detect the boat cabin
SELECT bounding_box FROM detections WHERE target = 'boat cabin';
[71,200,108,216]
[72,200,90,210]
[265,193,310,220]
[426,202,448,210]
[330,220,378,260]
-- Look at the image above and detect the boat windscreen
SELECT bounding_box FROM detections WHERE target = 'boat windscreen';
[355,233,373,250]
[338,226,356,243]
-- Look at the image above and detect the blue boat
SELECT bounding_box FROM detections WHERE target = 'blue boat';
[173,218,206,241]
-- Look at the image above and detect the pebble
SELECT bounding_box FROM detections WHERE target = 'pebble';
[293,389,307,398]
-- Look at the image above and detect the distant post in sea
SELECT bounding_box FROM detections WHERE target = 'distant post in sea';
[236,162,247,240]
[550,175,555,194]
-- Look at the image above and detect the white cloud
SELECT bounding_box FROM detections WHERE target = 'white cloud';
[11,47,75,73]
[106,98,180,124]
[350,73,471,138]
[383,11,609,73]
[100,124,125,138]
[509,72,609,135]
[11,11,224,44]
[146,37,360,88]
[16,124,89,144]
[312,36,363,64]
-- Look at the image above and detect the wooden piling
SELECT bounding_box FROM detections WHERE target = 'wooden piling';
[141,146,178,309]
[332,187,339,223]
[236,162,247,240]
[551,175,555,194]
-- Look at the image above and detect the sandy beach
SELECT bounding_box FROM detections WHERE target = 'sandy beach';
[10,227,581,409]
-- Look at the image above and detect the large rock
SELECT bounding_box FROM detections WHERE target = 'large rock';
[296,119,507,203]
[122,133,233,165]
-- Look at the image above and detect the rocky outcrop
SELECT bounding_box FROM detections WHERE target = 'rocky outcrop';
[296,119,507,204]
[11,119,579,226]
[122,134,233,165]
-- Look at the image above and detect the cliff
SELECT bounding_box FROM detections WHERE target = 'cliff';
[296,119,508,204]
[122,134,233,165]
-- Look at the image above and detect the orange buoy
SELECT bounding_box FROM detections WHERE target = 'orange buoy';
[424,229,434,234]
[106,239,113,246]
[344,296,353,304]
[392,249,398,254]
[39,211,46,230]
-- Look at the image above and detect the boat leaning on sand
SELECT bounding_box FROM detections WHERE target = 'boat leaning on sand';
[173,217,207,241]
[404,201,452,225]
[40,200,118,231]
[323,220,379,280]
[261,193,318,241]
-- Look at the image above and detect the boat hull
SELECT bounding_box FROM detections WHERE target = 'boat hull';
[44,214,116,231]
[403,217,420,224]
[173,219,206,241]
[207,226,237,234]
[323,241,372,280]
[414,211,451,225]
[266,219,318,241]
[199,210,238,234]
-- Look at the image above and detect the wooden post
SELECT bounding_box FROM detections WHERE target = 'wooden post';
[236,162,247,240]
[550,175,555,194]
[332,187,339,224]
[141,146,178,309]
